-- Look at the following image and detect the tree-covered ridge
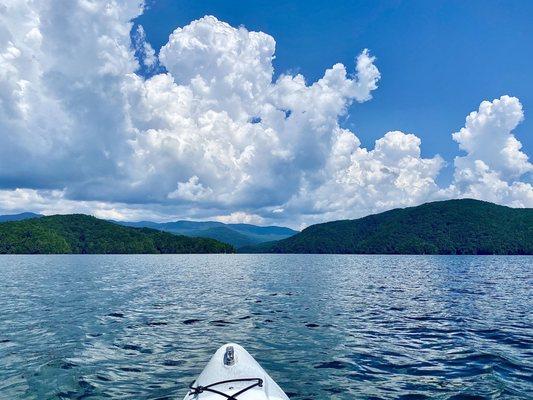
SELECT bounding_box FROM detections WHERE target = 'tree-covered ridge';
[0,214,235,254]
[241,199,533,255]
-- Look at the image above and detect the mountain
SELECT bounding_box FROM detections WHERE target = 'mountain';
[114,220,298,248]
[187,226,256,249]
[0,214,234,254]
[241,199,533,255]
[0,212,42,222]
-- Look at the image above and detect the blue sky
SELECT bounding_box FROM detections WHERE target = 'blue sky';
[0,0,531,226]
[136,0,532,185]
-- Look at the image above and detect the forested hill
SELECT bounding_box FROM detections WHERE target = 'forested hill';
[0,212,297,249]
[0,215,234,254]
[241,199,533,255]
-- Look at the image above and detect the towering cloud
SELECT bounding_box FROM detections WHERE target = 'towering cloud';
[451,96,532,207]
[0,1,530,226]
[0,0,141,192]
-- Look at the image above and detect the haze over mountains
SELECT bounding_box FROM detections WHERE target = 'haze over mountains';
[0,212,42,223]
[114,220,298,248]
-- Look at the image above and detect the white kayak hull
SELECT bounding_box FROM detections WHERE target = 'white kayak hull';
[183,343,290,400]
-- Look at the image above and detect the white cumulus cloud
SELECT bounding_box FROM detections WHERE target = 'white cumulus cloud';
[0,1,531,227]
[451,96,532,208]
[282,130,446,225]
[119,15,382,213]
[453,95,531,180]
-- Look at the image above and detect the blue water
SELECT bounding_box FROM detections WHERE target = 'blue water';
[0,255,531,399]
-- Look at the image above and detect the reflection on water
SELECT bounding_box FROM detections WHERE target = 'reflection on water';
[0,254,531,399]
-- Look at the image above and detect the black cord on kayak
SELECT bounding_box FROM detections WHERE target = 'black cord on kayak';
[188,378,263,399]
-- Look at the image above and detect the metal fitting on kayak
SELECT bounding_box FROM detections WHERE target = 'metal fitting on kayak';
[184,343,290,399]
[224,346,235,366]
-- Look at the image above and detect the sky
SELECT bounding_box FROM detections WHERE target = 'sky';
[0,0,531,228]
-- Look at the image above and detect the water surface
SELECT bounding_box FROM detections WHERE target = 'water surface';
[0,255,531,399]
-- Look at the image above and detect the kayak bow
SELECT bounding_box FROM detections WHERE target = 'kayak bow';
[183,343,290,400]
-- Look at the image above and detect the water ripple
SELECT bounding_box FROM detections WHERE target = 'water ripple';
[0,254,531,399]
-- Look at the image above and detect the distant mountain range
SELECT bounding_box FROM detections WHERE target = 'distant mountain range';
[113,220,298,249]
[2,200,531,254]
[241,199,533,255]
[0,214,233,254]
[0,212,42,222]
[0,212,298,249]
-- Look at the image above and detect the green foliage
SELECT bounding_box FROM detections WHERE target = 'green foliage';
[0,215,235,254]
[241,199,533,255]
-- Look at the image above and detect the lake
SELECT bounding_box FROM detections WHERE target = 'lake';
[0,255,531,399]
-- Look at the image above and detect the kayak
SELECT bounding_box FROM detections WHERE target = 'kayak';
[183,343,290,400]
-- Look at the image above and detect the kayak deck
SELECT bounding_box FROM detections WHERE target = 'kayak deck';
[183,343,289,400]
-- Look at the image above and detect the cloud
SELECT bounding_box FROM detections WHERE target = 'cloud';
[167,176,214,201]
[0,188,225,222]
[133,24,157,69]
[282,130,446,225]
[0,0,142,192]
[214,211,265,225]
[0,2,530,227]
[120,15,382,212]
[450,96,532,207]
[453,95,531,180]
[0,188,152,220]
